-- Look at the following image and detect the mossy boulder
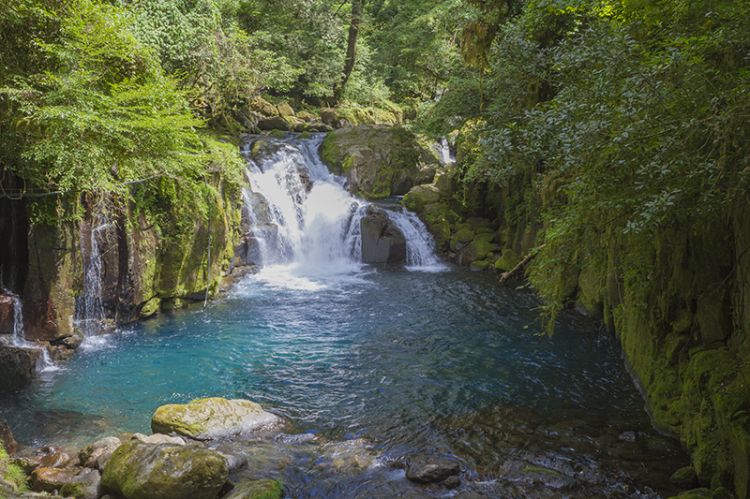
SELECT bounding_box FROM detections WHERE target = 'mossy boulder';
[151,398,280,441]
[403,185,441,212]
[320,126,438,200]
[470,259,491,271]
[102,441,228,499]
[225,479,283,499]
[248,97,277,117]
[275,102,295,117]
[0,345,41,391]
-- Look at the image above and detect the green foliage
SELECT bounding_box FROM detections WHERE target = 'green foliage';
[0,0,204,195]
[0,443,27,492]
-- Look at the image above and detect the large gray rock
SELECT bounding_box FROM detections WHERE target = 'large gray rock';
[360,206,406,265]
[151,398,281,440]
[257,117,289,132]
[405,456,460,484]
[101,440,228,499]
[0,344,40,391]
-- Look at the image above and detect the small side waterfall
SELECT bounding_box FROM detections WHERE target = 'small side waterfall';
[385,209,443,268]
[6,292,56,372]
[76,217,108,337]
[241,134,444,273]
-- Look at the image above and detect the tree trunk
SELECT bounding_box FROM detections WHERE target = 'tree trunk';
[333,0,364,104]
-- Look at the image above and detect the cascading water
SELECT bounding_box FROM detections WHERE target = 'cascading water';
[76,217,108,337]
[5,291,57,371]
[241,134,444,278]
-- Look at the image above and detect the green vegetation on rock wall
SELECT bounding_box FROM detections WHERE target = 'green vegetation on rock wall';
[406,1,750,496]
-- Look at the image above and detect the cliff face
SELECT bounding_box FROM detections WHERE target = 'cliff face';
[0,173,246,356]
[404,133,750,497]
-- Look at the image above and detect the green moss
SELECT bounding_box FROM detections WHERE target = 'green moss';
[494,249,520,272]
[227,479,284,499]
[0,443,27,492]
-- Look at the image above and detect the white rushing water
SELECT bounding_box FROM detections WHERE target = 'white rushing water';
[76,217,108,338]
[241,134,445,286]
[6,292,58,372]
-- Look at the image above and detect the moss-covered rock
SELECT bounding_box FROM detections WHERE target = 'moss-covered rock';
[403,185,441,212]
[494,249,521,272]
[151,398,281,440]
[320,126,438,200]
[225,479,283,499]
[102,440,228,499]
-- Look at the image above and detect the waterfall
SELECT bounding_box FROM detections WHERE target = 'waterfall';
[76,216,108,337]
[242,133,444,273]
[384,209,443,269]
[6,292,57,372]
[436,137,455,166]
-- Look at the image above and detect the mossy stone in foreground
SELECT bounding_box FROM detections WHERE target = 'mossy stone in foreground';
[102,440,228,499]
[225,479,283,499]
[151,398,280,440]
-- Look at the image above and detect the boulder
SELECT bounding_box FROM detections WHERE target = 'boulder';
[0,294,14,335]
[402,185,441,213]
[360,206,407,265]
[0,344,40,391]
[405,456,460,484]
[102,440,228,499]
[78,437,121,470]
[276,102,295,117]
[151,398,281,440]
[248,97,277,117]
[225,479,283,499]
[31,466,101,499]
[320,126,438,199]
[257,117,289,132]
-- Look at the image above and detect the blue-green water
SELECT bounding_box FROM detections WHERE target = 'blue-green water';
[1,266,687,497]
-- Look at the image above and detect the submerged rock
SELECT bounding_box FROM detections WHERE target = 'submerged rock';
[31,466,101,499]
[0,344,40,391]
[405,456,460,484]
[102,440,228,499]
[78,437,121,471]
[225,479,283,499]
[151,397,281,440]
[360,206,407,265]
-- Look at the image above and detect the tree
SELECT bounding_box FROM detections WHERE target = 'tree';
[333,0,364,104]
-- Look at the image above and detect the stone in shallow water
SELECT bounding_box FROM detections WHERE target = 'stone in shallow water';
[151,398,281,441]
[31,466,101,499]
[224,479,283,499]
[102,440,228,499]
[405,456,460,484]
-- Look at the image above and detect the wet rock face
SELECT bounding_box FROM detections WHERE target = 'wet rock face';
[0,294,14,335]
[78,437,121,471]
[360,206,407,265]
[151,398,281,441]
[102,440,229,499]
[0,344,40,391]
